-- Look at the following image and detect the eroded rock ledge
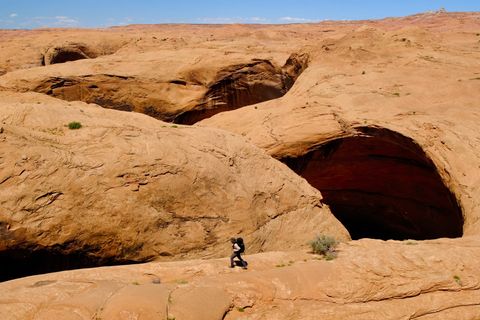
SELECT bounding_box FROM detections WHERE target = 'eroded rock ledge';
[173,53,309,124]
[1,52,309,124]
[42,43,96,65]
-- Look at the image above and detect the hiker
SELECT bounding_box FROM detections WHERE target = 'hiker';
[230,237,247,269]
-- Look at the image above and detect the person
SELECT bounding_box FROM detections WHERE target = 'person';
[230,237,247,269]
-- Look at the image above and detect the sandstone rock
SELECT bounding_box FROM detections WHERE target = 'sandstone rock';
[173,54,309,124]
[0,30,126,73]
[43,42,94,65]
[0,11,479,320]
[0,51,308,124]
[0,91,348,281]
[199,13,480,240]
[98,284,170,320]
[1,238,480,319]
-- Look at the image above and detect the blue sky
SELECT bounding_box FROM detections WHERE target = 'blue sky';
[0,0,479,29]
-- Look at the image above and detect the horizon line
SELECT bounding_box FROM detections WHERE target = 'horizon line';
[1,10,478,31]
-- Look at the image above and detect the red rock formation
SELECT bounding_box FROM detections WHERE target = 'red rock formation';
[1,53,308,124]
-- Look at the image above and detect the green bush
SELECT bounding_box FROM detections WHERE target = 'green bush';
[309,235,338,257]
[68,121,82,130]
[453,275,462,286]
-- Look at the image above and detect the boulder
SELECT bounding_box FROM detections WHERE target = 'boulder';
[0,91,348,281]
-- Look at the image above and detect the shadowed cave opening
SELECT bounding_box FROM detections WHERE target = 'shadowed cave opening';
[173,54,309,125]
[43,48,88,64]
[0,242,143,282]
[282,127,463,240]
[173,70,291,125]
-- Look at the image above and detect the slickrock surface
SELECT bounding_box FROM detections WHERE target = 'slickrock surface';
[1,238,480,320]
[1,10,480,320]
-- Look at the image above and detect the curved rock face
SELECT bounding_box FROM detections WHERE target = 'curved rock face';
[27,74,203,121]
[0,91,348,281]
[282,127,463,240]
[174,53,309,124]
[0,30,127,73]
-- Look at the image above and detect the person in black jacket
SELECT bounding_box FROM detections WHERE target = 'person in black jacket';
[230,237,247,269]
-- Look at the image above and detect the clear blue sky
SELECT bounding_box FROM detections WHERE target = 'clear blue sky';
[0,0,479,29]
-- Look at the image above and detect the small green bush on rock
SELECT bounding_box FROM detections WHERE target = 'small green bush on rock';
[68,121,82,130]
[309,234,338,259]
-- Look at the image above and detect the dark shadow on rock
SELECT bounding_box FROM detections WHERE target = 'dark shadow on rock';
[281,126,463,240]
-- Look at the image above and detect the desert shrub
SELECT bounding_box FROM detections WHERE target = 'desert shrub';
[68,121,82,129]
[309,235,338,257]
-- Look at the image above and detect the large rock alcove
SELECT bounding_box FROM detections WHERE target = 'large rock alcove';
[173,53,309,124]
[282,127,463,240]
